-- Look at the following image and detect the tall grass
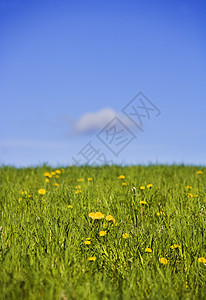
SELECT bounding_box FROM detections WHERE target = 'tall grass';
[0,165,205,299]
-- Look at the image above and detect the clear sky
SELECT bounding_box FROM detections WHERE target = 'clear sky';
[0,0,205,167]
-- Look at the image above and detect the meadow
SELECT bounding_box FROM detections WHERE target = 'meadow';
[0,165,206,299]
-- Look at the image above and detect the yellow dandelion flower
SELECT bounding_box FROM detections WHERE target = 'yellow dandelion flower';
[84,240,91,245]
[88,256,96,261]
[139,201,147,204]
[103,223,107,228]
[140,186,145,190]
[145,248,152,253]
[51,171,56,175]
[86,237,91,240]
[157,211,165,217]
[77,178,84,182]
[186,185,192,189]
[28,195,31,198]
[122,182,127,186]
[147,184,153,188]
[106,215,115,223]
[197,171,203,175]
[95,212,105,219]
[45,178,50,183]
[88,178,93,181]
[53,183,59,187]
[55,170,61,174]
[76,185,81,189]
[198,257,206,263]
[89,212,95,219]
[75,190,82,194]
[122,233,129,239]
[21,191,27,195]
[68,205,73,208]
[118,175,125,179]
[99,231,107,237]
[194,195,199,197]
[159,257,168,264]
[38,189,46,195]
[170,244,181,250]
[187,193,193,197]
[44,172,51,177]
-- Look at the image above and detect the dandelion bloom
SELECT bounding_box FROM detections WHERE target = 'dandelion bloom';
[55,170,61,174]
[157,211,165,217]
[196,171,203,175]
[147,184,153,188]
[139,201,147,205]
[99,231,107,237]
[89,212,105,220]
[75,190,82,194]
[187,193,193,197]
[145,248,152,253]
[159,257,168,264]
[76,185,81,189]
[122,233,129,239]
[51,171,56,175]
[186,185,192,189]
[84,240,91,245]
[68,205,73,208]
[170,244,180,250]
[38,189,46,195]
[53,183,59,187]
[44,172,52,178]
[198,257,206,263]
[106,215,115,223]
[88,178,93,181]
[88,256,96,261]
[45,178,50,183]
[122,182,127,186]
[140,186,145,190]
[77,178,84,182]
[118,175,125,179]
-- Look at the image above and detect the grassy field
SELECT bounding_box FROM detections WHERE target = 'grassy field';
[0,165,206,299]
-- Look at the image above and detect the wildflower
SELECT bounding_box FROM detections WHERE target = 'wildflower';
[106,215,115,223]
[53,183,59,187]
[89,212,105,220]
[84,240,91,245]
[86,237,91,240]
[55,170,61,174]
[187,193,193,197]
[38,189,46,195]
[194,195,199,197]
[28,195,31,198]
[88,256,96,261]
[122,233,129,239]
[118,175,125,179]
[157,211,165,217]
[140,186,145,190]
[99,231,107,237]
[76,185,81,189]
[115,223,118,226]
[147,184,153,188]
[45,178,50,183]
[75,190,82,194]
[44,172,52,178]
[159,257,168,264]
[103,223,107,228]
[21,191,27,195]
[197,171,203,175]
[88,178,93,181]
[122,182,127,186]
[186,185,192,189]
[139,201,147,204]
[170,244,181,250]
[198,257,206,263]
[77,178,84,182]
[145,248,152,253]
[68,205,73,208]
[51,171,56,175]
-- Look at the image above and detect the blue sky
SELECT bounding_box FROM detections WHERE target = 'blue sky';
[0,0,205,167]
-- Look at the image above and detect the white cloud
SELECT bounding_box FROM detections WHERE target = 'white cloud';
[72,107,117,134]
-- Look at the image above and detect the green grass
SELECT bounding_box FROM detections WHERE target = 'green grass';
[0,165,206,299]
